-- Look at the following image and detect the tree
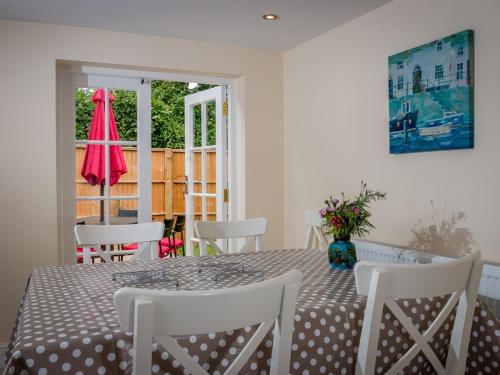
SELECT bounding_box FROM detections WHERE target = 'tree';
[74,81,216,149]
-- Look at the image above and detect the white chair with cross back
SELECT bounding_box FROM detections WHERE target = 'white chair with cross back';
[74,222,164,264]
[195,217,267,255]
[114,269,303,375]
[304,210,328,250]
[354,251,483,375]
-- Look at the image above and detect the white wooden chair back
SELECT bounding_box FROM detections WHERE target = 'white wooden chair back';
[304,210,328,250]
[114,269,303,375]
[354,251,483,375]
[74,222,164,264]
[195,217,267,255]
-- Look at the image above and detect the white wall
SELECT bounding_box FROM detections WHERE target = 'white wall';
[284,0,500,261]
[0,20,283,342]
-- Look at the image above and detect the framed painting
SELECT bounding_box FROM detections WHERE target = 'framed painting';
[388,30,474,154]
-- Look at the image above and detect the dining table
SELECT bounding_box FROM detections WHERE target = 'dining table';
[4,249,500,374]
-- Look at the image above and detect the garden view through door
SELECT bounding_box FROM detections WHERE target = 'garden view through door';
[184,86,228,256]
[75,76,152,228]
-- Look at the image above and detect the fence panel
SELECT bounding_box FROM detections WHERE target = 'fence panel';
[75,146,215,221]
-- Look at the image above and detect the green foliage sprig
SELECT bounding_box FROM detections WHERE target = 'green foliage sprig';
[320,182,386,241]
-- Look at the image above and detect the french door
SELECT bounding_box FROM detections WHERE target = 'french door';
[77,74,152,225]
[184,86,228,256]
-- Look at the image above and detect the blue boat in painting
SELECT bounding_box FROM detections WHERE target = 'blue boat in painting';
[388,30,474,154]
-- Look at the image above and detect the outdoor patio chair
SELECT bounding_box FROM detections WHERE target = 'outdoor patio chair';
[74,222,164,264]
[159,218,178,258]
[114,269,303,375]
[195,217,267,255]
[304,210,328,250]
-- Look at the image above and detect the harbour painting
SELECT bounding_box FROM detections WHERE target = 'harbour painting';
[388,30,474,154]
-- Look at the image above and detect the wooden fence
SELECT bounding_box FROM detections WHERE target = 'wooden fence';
[76,146,216,221]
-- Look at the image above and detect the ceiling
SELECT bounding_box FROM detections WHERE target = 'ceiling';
[0,0,393,51]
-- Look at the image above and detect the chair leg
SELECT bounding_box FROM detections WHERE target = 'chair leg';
[181,232,185,256]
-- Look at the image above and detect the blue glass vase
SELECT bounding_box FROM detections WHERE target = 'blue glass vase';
[328,238,357,269]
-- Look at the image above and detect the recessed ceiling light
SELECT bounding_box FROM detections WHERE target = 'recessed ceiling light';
[262,14,278,21]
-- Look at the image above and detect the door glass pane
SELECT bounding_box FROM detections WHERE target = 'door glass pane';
[206,100,216,146]
[110,199,139,224]
[112,90,137,141]
[74,88,138,142]
[193,150,202,190]
[75,145,101,198]
[172,151,185,217]
[207,197,217,221]
[207,150,216,195]
[75,88,94,141]
[193,104,202,147]
[110,144,137,197]
[193,196,202,222]
[76,199,107,224]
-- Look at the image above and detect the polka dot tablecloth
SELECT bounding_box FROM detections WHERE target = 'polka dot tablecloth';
[4,249,500,374]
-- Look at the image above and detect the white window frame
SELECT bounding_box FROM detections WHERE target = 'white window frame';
[397,75,404,90]
[435,64,444,80]
[456,62,464,80]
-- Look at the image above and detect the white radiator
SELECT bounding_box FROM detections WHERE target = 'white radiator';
[353,240,500,317]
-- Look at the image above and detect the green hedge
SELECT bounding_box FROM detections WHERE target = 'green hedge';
[75,81,216,149]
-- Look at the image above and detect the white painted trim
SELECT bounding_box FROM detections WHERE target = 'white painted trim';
[184,86,228,255]
[58,65,242,263]
[82,66,234,86]
[137,81,152,223]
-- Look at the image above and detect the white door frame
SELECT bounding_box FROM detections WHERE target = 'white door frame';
[57,65,243,264]
[184,86,227,256]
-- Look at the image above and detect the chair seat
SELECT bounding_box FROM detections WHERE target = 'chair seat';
[160,238,183,248]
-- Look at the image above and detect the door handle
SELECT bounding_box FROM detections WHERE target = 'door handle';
[184,175,188,195]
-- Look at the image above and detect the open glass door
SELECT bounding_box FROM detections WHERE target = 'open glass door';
[184,86,227,256]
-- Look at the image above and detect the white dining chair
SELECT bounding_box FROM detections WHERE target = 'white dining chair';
[354,251,483,375]
[195,217,268,255]
[114,269,303,375]
[304,210,328,250]
[74,222,164,264]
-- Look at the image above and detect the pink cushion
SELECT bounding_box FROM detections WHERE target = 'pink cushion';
[160,244,178,255]
[160,238,183,248]
[122,243,138,250]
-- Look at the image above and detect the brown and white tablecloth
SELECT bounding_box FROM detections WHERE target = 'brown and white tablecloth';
[4,249,500,374]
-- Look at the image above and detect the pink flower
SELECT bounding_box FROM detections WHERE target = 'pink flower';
[353,207,361,216]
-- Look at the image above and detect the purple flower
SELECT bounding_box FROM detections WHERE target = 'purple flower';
[331,198,340,206]
[319,208,329,216]
[353,206,361,216]
[327,207,336,212]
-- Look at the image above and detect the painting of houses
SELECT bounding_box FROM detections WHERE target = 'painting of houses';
[388,30,474,154]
